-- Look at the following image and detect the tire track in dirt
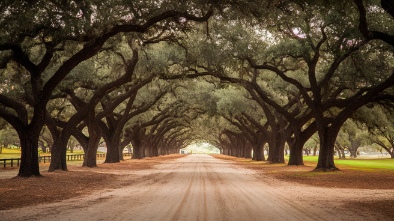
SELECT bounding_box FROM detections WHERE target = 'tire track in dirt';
[204,162,228,221]
[202,171,208,221]
[170,164,196,220]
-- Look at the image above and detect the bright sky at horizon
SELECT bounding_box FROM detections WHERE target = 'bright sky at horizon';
[183,142,220,154]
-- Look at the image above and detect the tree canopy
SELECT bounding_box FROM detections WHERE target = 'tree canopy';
[0,0,394,176]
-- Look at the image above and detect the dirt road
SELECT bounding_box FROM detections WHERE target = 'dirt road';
[1,154,392,220]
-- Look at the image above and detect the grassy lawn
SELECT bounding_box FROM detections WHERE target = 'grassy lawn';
[0,148,90,159]
[0,148,21,159]
[302,155,394,170]
[230,155,394,171]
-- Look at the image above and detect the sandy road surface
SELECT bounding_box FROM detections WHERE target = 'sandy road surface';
[1,154,392,221]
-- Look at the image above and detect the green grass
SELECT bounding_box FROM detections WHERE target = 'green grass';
[1,148,21,154]
[334,158,394,170]
[302,156,319,163]
[0,148,21,159]
[1,148,90,159]
[302,155,394,170]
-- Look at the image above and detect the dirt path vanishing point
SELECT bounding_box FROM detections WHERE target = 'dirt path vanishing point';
[1,154,393,221]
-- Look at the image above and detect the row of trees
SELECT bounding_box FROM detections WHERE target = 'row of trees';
[0,0,393,177]
[0,0,218,176]
[166,0,394,170]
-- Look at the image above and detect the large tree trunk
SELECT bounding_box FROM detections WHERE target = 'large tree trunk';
[270,135,285,164]
[105,138,121,163]
[288,123,317,166]
[272,141,285,163]
[288,130,314,165]
[83,117,101,167]
[48,134,69,172]
[288,140,304,165]
[16,102,48,177]
[118,146,124,161]
[83,142,99,167]
[18,129,41,177]
[267,132,278,162]
[83,128,100,167]
[315,126,339,171]
[253,143,265,161]
[132,142,145,159]
[103,123,124,163]
[244,146,252,158]
[130,126,145,159]
[47,116,78,172]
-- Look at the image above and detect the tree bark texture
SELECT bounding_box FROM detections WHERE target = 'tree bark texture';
[288,141,304,166]
[83,118,101,167]
[315,126,339,171]
[105,138,121,163]
[18,130,41,177]
[253,144,265,161]
[48,135,69,172]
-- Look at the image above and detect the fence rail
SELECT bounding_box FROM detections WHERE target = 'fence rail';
[0,158,21,168]
[1,153,131,169]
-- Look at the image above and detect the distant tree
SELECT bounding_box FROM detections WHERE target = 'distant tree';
[337,119,369,158]
[100,80,167,163]
[0,126,19,150]
[354,105,394,158]
[38,126,53,153]
[213,85,264,159]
